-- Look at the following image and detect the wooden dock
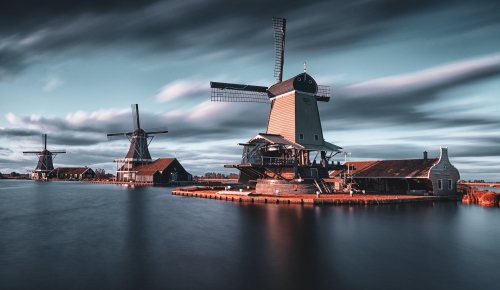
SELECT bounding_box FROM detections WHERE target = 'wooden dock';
[87,180,195,187]
[172,187,460,206]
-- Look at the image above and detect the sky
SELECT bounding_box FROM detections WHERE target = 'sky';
[0,0,499,180]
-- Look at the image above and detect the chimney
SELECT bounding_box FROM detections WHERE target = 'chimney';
[423,151,428,161]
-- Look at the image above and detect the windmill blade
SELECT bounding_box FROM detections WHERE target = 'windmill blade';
[272,17,286,83]
[210,82,270,103]
[42,134,47,150]
[211,82,268,92]
[316,85,331,102]
[131,104,141,130]
[211,88,270,103]
[107,132,128,137]
[52,150,67,154]
[106,132,129,140]
[23,151,42,155]
[144,128,169,135]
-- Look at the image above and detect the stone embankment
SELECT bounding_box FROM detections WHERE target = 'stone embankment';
[172,186,459,206]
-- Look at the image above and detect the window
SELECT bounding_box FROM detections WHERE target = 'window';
[299,133,304,140]
[438,179,443,190]
[314,134,319,141]
[448,179,453,189]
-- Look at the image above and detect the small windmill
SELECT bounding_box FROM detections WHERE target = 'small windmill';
[210,17,343,194]
[23,134,66,180]
[107,104,168,182]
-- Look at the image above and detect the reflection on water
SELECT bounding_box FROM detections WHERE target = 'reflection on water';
[0,180,499,290]
[125,188,152,289]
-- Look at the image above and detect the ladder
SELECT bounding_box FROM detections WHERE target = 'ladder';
[314,179,332,194]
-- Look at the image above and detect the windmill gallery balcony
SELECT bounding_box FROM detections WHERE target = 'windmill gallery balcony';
[245,156,344,169]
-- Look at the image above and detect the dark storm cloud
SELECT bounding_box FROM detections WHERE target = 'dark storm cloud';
[1,0,499,78]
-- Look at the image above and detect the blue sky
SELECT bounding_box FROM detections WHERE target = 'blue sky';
[1,0,499,179]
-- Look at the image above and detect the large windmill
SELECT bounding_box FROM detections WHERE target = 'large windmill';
[210,17,344,194]
[23,134,66,180]
[107,104,168,182]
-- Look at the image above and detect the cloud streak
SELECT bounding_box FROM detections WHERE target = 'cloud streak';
[43,74,63,92]
[319,53,500,132]
[338,53,500,99]
[155,79,208,103]
[1,0,499,78]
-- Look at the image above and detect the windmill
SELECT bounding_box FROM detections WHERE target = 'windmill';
[107,104,168,182]
[210,17,344,194]
[23,134,66,180]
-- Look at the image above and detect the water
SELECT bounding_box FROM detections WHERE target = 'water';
[0,180,499,290]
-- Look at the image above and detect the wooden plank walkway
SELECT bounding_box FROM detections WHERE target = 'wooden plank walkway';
[172,188,460,206]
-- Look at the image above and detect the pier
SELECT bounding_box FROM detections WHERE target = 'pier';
[172,187,460,206]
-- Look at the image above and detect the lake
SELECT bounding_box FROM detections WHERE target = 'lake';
[0,179,498,290]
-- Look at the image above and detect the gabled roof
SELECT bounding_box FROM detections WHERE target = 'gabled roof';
[305,141,342,152]
[135,158,187,175]
[246,133,342,152]
[331,159,439,179]
[52,167,92,175]
[248,133,304,149]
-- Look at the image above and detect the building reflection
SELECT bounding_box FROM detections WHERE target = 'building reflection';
[124,188,152,289]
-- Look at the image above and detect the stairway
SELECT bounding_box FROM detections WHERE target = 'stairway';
[314,179,332,194]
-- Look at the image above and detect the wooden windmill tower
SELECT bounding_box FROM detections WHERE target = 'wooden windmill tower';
[210,17,344,194]
[23,134,66,180]
[107,104,168,182]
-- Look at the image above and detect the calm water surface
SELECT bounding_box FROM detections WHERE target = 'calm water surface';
[0,180,499,290]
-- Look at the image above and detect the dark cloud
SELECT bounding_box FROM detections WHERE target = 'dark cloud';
[1,0,499,78]
[0,147,12,154]
[0,128,103,147]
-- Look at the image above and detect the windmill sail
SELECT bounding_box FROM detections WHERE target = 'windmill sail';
[210,82,270,103]
[107,104,168,164]
[132,104,141,130]
[273,17,286,83]
[22,133,66,180]
[43,134,47,150]
[144,129,169,135]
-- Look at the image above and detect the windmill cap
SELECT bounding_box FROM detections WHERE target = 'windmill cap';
[268,72,318,97]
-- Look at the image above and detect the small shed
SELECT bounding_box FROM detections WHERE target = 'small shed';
[51,167,96,180]
[134,158,192,185]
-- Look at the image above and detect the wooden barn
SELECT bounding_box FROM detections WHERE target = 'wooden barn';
[330,148,460,196]
[134,158,192,185]
[51,167,96,180]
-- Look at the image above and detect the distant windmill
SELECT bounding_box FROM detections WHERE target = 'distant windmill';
[23,134,66,180]
[107,104,168,182]
[209,17,343,194]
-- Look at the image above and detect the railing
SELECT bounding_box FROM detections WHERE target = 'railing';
[260,157,296,166]
[243,156,294,166]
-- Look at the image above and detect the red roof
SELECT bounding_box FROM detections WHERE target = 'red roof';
[135,158,176,175]
[331,158,438,179]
